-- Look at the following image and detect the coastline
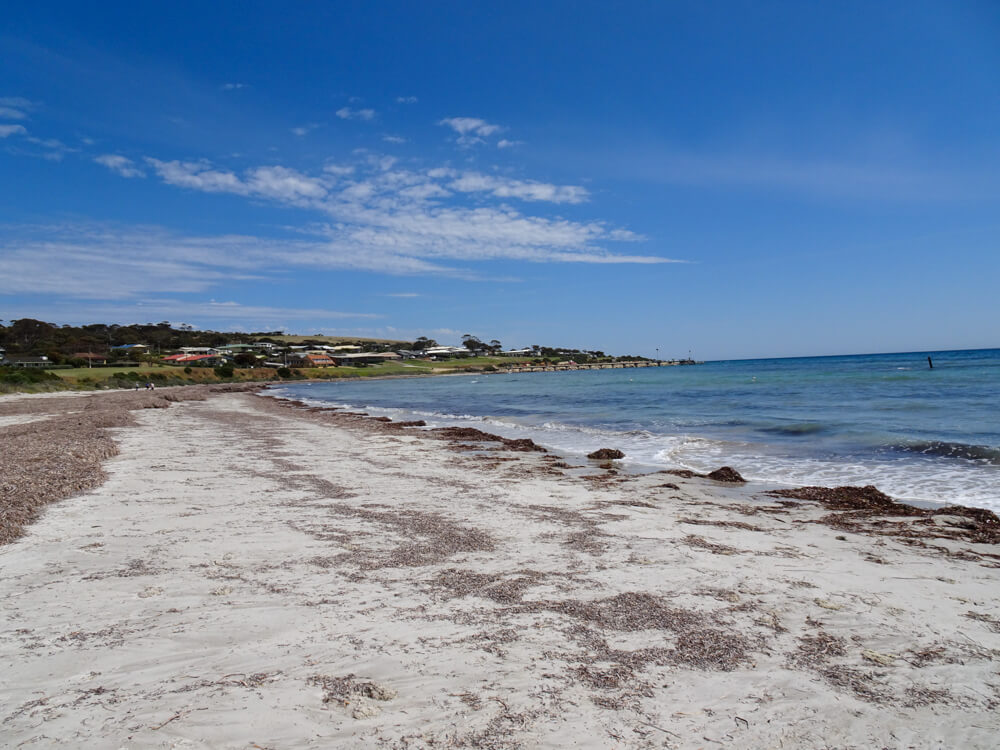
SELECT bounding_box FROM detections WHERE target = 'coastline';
[1,387,999,747]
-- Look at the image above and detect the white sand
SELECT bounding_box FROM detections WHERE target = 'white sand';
[1,392,998,749]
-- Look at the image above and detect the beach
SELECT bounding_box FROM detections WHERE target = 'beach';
[2,387,999,749]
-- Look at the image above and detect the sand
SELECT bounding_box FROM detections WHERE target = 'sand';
[1,388,998,749]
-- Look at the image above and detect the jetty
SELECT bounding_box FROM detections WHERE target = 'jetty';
[499,359,700,373]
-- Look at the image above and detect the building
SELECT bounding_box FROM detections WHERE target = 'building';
[422,346,470,358]
[2,356,51,368]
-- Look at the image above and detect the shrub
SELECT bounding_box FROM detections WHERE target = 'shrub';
[183,366,192,374]
[276,367,292,378]
[214,365,235,379]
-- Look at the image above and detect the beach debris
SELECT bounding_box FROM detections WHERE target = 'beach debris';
[310,674,397,717]
[815,599,843,610]
[765,485,1000,545]
[862,649,896,666]
[429,425,547,452]
[587,448,625,459]
[662,466,746,483]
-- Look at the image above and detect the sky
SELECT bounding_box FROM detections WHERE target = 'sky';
[1,1,998,360]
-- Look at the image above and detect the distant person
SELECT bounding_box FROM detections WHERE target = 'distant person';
[146,381,154,390]
[927,356,933,369]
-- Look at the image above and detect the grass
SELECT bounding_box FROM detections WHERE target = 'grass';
[49,365,182,379]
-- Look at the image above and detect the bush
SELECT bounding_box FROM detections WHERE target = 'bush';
[214,365,235,379]
[276,367,292,379]
[183,366,192,374]
[0,367,61,385]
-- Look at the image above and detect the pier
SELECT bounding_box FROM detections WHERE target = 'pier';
[499,359,700,374]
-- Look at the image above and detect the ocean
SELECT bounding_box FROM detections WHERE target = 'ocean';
[270,348,1000,512]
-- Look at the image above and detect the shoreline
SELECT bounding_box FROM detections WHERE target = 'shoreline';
[2,386,999,747]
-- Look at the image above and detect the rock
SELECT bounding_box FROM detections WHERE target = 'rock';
[351,700,382,719]
[706,466,746,483]
[587,448,625,460]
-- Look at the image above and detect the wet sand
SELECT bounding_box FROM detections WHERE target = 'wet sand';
[1,388,998,748]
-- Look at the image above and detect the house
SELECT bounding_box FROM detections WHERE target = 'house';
[500,348,534,356]
[179,347,220,355]
[423,346,470,358]
[3,356,51,368]
[110,343,149,352]
[287,353,335,368]
[304,353,335,367]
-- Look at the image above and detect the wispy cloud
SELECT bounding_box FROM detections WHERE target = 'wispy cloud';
[0,124,26,138]
[382,135,407,144]
[221,82,247,91]
[616,148,989,202]
[439,117,504,146]
[448,172,588,204]
[128,154,670,271]
[382,292,421,298]
[94,154,145,178]
[395,96,418,104]
[144,159,327,202]
[291,123,320,137]
[497,139,521,149]
[0,97,34,120]
[336,107,376,121]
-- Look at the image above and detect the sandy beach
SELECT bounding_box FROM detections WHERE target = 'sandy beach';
[2,387,999,749]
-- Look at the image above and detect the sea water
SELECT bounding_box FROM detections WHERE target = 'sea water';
[271,348,1000,511]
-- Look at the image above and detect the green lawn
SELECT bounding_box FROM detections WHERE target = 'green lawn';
[47,365,182,379]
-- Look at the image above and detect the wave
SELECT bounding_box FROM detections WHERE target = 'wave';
[894,441,1000,465]
[758,422,827,436]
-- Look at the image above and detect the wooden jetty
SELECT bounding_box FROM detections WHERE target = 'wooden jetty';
[499,360,700,374]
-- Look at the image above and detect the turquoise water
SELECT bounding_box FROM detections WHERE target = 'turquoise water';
[272,348,1000,510]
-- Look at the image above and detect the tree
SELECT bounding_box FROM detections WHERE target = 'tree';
[488,339,502,353]
[461,334,483,352]
[411,336,437,351]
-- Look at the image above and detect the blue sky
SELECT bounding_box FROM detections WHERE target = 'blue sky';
[1,1,998,359]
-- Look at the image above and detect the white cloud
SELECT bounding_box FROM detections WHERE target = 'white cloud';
[0,97,33,121]
[382,292,421,298]
[94,154,145,178]
[291,123,319,136]
[245,166,327,200]
[146,158,248,194]
[92,151,673,279]
[221,83,247,90]
[336,107,376,121]
[396,96,418,104]
[0,124,26,138]
[382,135,407,144]
[439,117,504,146]
[323,163,355,176]
[448,172,589,204]
[0,97,33,109]
[497,139,521,149]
